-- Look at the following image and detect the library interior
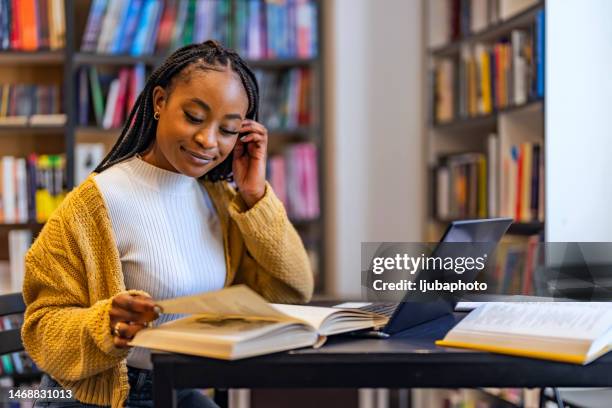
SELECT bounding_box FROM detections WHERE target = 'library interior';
[0,0,611,407]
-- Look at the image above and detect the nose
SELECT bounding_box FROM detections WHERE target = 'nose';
[194,125,218,149]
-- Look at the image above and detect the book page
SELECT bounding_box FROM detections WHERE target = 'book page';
[156,285,290,321]
[271,304,339,330]
[457,303,612,340]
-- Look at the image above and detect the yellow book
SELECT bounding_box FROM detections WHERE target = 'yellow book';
[35,155,54,223]
[477,156,487,218]
[0,84,9,117]
[479,46,492,114]
[436,302,612,365]
[468,57,478,116]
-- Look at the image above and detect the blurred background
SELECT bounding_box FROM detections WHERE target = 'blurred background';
[0,0,611,407]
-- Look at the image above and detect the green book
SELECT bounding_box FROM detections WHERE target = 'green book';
[89,67,105,127]
[1,354,14,375]
[182,0,196,46]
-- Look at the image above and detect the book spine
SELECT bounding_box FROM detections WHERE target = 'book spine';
[111,0,134,54]
[81,0,108,52]
[112,68,130,128]
[10,0,21,50]
[102,78,120,129]
[535,9,545,98]
[78,67,89,126]
[89,66,105,127]
[49,0,64,49]
[2,156,15,223]
[37,0,50,49]
[156,0,176,51]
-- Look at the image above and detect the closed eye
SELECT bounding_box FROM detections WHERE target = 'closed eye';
[220,128,240,136]
[184,111,203,124]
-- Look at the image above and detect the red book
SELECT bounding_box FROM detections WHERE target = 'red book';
[156,0,177,51]
[112,69,131,128]
[10,0,22,50]
[515,146,523,221]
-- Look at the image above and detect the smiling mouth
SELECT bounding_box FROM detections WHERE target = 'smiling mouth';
[182,146,215,162]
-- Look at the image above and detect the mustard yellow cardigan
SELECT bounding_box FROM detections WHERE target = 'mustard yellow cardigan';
[21,174,313,407]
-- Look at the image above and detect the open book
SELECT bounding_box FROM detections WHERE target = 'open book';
[437,302,612,365]
[129,285,388,360]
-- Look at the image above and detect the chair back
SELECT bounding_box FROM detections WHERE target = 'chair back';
[0,292,26,355]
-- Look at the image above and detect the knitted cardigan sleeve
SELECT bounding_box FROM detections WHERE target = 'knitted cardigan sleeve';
[21,190,140,383]
[227,182,314,304]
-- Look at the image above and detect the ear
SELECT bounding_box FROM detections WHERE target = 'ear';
[152,85,167,114]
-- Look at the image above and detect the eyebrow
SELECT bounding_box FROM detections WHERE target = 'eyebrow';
[188,98,243,120]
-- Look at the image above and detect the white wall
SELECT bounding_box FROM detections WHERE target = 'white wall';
[324,0,424,297]
[546,0,612,242]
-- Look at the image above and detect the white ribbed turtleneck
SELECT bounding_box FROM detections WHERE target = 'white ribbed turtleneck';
[93,155,227,369]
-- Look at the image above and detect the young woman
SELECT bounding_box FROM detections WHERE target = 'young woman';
[22,40,313,408]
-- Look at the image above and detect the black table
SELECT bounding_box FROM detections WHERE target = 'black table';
[151,313,612,407]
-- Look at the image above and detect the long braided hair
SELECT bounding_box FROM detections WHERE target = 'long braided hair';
[94,40,259,182]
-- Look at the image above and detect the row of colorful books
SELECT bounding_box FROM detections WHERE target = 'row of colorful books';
[487,235,540,295]
[256,67,312,129]
[0,154,66,224]
[433,12,544,123]
[0,0,65,51]
[267,142,318,221]
[77,64,146,129]
[81,0,318,58]
[434,140,543,222]
[0,83,63,126]
[429,0,541,48]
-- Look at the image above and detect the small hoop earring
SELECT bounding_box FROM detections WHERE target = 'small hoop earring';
[154,111,160,120]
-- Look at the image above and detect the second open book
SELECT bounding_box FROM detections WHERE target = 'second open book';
[437,302,612,365]
[129,285,388,360]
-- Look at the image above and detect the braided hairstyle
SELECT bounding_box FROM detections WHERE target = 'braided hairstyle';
[94,40,259,182]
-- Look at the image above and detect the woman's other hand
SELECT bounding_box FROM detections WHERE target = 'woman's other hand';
[109,293,159,349]
[233,119,268,208]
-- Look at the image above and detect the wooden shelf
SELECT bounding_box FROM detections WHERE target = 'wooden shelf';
[0,51,65,65]
[432,98,543,132]
[73,52,163,66]
[0,125,65,135]
[73,53,316,69]
[430,2,544,57]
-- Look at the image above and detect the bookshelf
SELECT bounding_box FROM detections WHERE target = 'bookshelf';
[0,0,325,293]
[426,0,545,241]
[422,1,545,407]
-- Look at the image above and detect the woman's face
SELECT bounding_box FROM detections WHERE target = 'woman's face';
[149,66,249,178]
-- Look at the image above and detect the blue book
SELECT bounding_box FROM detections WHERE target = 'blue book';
[535,9,545,98]
[145,0,163,55]
[81,0,108,52]
[131,0,157,55]
[108,0,132,54]
[119,0,144,54]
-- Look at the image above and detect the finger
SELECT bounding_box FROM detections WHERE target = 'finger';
[118,322,148,340]
[110,308,158,324]
[113,294,156,314]
[240,121,268,135]
[113,336,131,349]
[239,133,266,144]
